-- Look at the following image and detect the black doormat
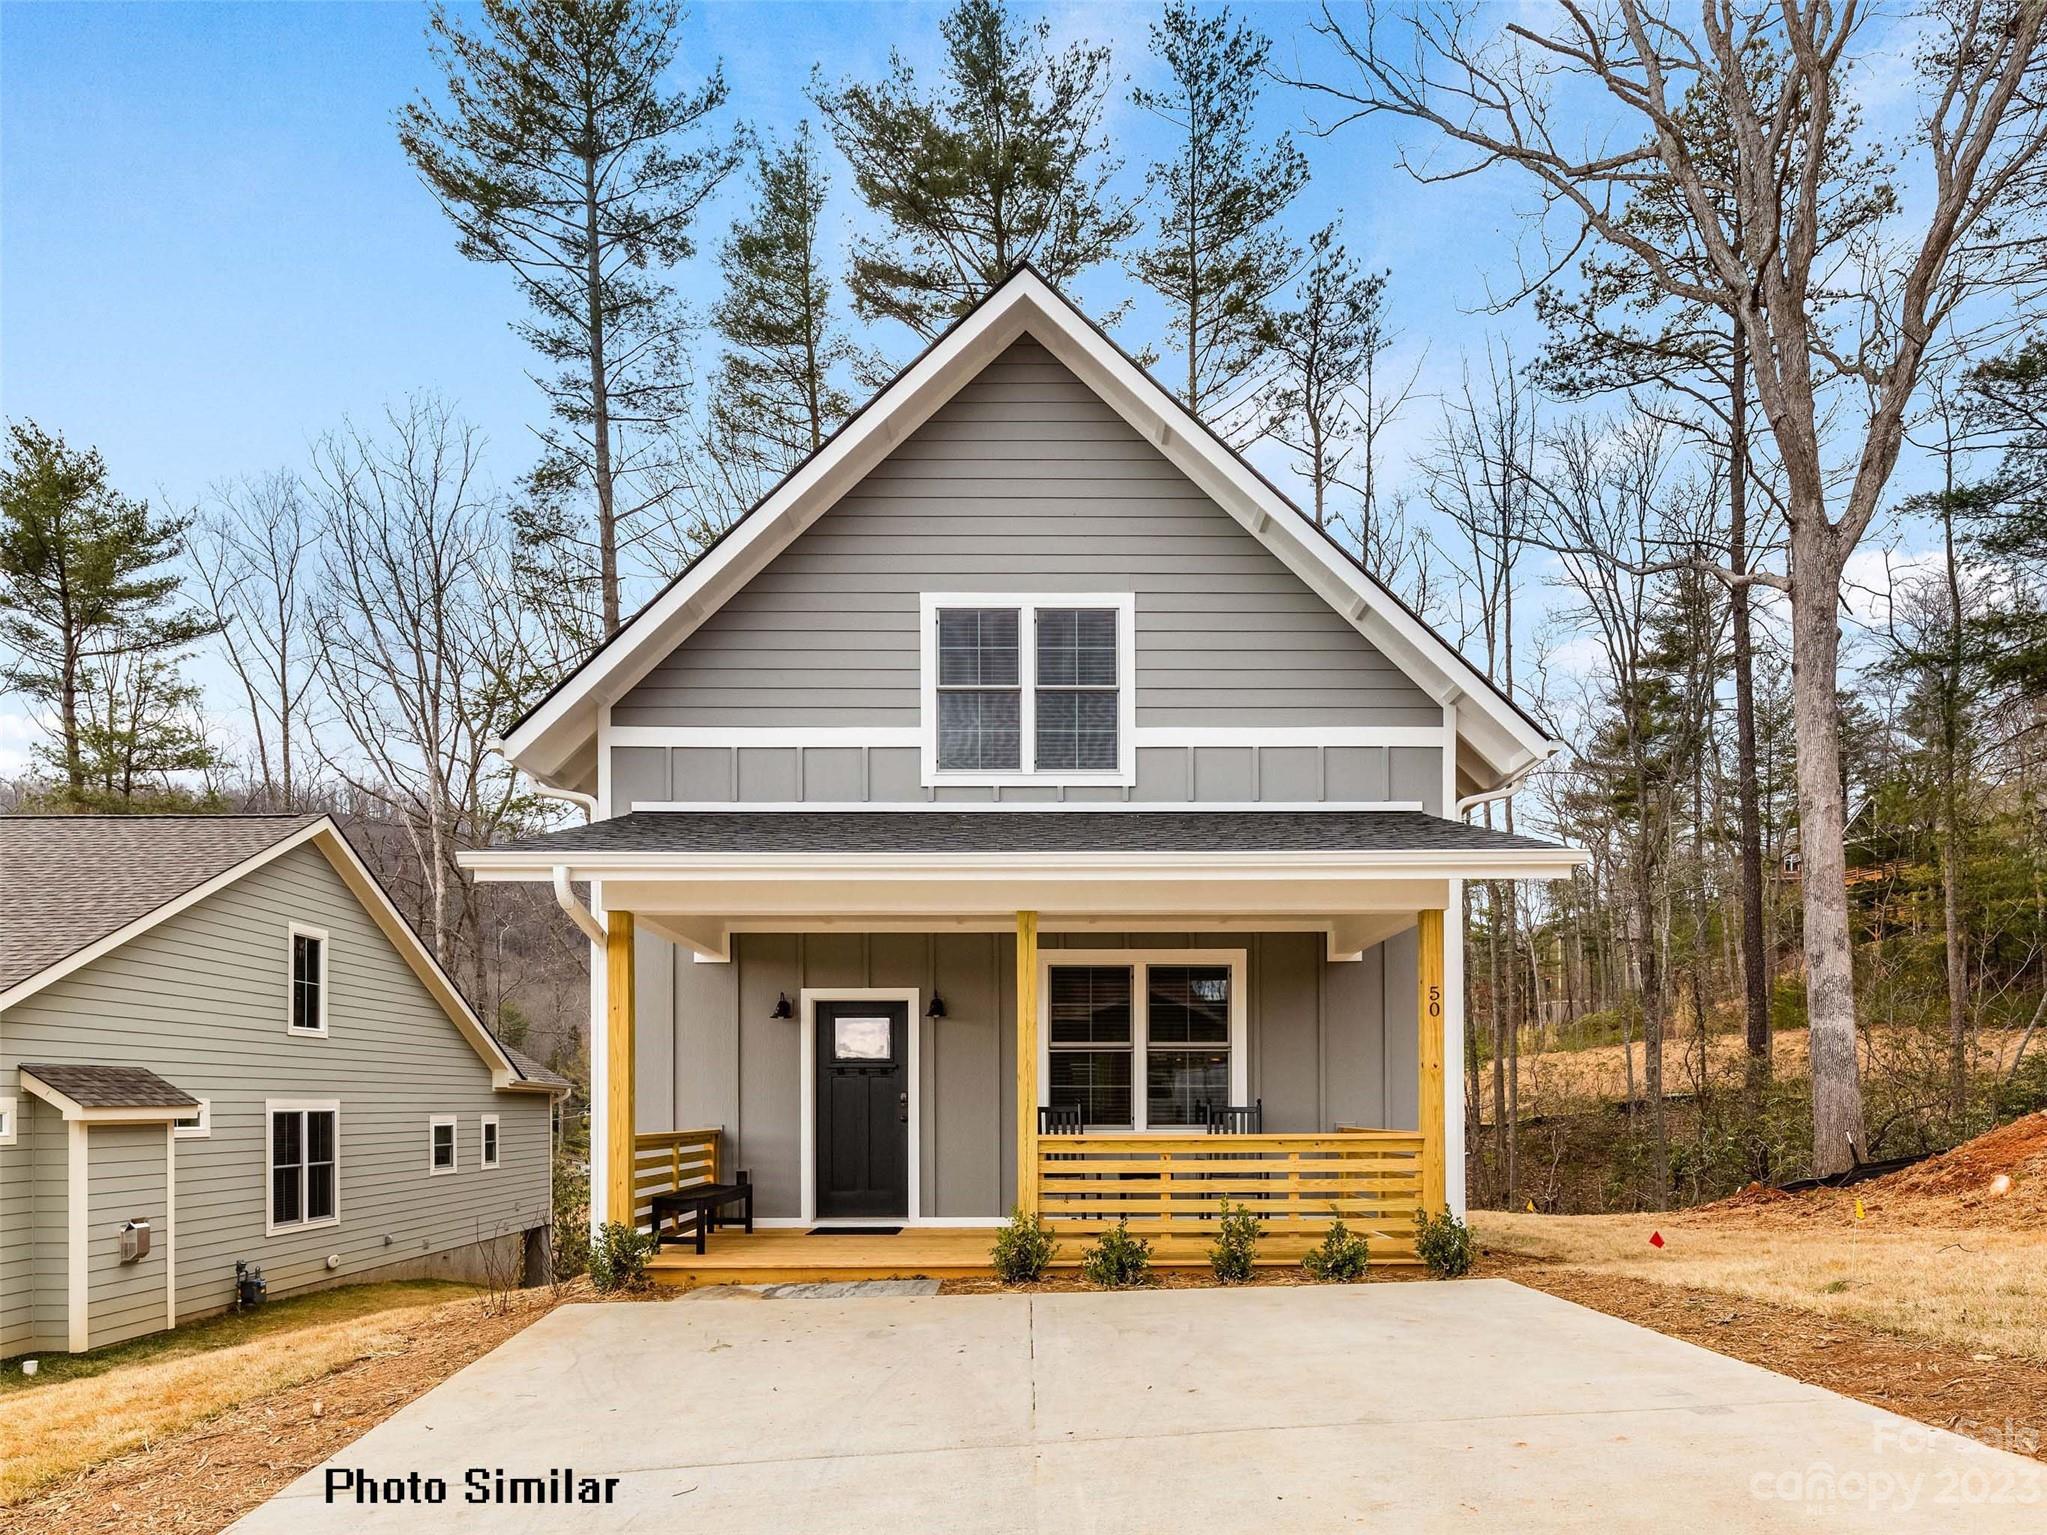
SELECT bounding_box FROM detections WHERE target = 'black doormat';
[809,1225,902,1235]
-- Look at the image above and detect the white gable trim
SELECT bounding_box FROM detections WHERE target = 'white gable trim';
[500,268,1552,792]
[0,818,548,1096]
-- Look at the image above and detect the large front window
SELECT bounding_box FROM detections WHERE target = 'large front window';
[1043,953,1242,1131]
[922,593,1133,784]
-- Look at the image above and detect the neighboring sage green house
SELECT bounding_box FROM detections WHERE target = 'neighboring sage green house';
[0,815,564,1355]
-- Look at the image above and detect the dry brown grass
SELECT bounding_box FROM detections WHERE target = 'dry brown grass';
[0,1284,515,1506]
[1472,1210,2047,1362]
[1482,1024,2031,1118]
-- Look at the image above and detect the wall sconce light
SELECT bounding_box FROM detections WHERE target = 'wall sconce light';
[770,992,793,1020]
[926,994,947,1019]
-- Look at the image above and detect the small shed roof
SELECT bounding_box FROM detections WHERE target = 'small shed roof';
[20,1062,200,1110]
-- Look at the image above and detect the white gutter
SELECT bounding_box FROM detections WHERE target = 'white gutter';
[486,739,598,820]
[552,865,607,945]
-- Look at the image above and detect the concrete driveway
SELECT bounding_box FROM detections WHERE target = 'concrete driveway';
[229,1279,2041,1534]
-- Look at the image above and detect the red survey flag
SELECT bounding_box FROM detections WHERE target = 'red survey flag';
[1649,1231,1665,1248]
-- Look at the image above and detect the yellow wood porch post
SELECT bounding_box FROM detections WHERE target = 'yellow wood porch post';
[605,910,637,1229]
[1417,908,1447,1216]
[1015,910,1039,1215]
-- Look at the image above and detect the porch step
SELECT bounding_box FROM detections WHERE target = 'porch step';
[646,1225,1419,1288]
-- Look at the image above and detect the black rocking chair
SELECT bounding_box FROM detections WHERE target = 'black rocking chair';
[1204,1100,1263,1134]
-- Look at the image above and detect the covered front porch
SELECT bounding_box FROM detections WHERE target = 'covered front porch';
[461,807,1583,1284]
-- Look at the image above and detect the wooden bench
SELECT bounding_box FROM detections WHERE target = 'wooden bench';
[650,1172,753,1255]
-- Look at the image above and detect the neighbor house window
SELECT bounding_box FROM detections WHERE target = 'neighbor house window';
[480,1114,500,1169]
[267,1101,338,1232]
[173,1097,211,1139]
[287,923,328,1035]
[922,594,1133,784]
[429,1115,457,1174]
[1042,952,1243,1132]
[1047,966,1134,1128]
[0,1096,15,1146]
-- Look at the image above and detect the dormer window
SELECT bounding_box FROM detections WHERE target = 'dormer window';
[920,593,1134,786]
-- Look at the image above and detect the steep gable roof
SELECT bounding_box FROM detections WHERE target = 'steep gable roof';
[0,814,562,1095]
[501,267,1553,797]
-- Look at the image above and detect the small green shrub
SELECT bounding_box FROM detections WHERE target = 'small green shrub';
[1301,1220,1371,1282]
[1079,1219,1152,1287]
[587,1220,656,1293]
[1208,1201,1262,1283]
[1415,1207,1475,1279]
[991,1205,1056,1283]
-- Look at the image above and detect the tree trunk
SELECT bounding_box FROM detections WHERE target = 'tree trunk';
[1939,471,1968,1129]
[583,138,619,636]
[1729,343,1770,1097]
[1789,516,1866,1175]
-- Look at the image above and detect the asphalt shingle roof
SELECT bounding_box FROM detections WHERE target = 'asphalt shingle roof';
[20,1062,200,1110]
[502,1044,572,1091]
[482,809,1566,858]
[0,815,321,994]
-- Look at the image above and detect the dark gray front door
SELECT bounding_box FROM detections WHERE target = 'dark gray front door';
[815,1000,909,1219]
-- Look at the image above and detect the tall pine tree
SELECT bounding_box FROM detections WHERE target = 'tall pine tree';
[0,421,218,806]
[711,124,864,476]
[1130,0,1307,439]
[812,0,1134,339]
[399,0,739,635]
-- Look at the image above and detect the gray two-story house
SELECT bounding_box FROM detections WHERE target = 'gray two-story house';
[465,268,1580,1284]
[1,814,563,1354]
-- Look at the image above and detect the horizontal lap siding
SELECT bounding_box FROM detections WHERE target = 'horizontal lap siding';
[613,339,1438,732]
[639,927,1415,1222]
[86,1125,168,1348]
[0,844,551,1346]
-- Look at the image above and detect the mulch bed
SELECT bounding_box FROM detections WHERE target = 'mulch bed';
[1485,1251,2047,1463]
[10,1291,570,1535]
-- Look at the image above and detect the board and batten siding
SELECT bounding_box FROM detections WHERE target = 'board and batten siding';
[607,337,1444,808]
[0,843,551,1354]
[636,927,1418,1222]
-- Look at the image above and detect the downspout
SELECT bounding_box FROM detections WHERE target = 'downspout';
[484,738,599,821]
[1455,744,1558,819]
[553,865,607,946]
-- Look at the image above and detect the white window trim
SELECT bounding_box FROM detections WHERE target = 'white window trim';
[428,1114,458,1175]
[0,1095,15,1146]
[919,591,1137,787]
[264,1097,340,1237]
[479,1113,500,1169]
[1037,948,1248,1132]
[173,1096,210,1139]
[286,921,330,1036]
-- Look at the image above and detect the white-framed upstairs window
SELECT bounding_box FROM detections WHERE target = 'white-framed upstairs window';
[479,1113,500,1169]
[286,922,329,1036]
[173,1097,211,1139]
[429,1114,457,1175]
[266,1098,339,1235]
[919,592,1136,787]
[1039,950,1248,1132]
[0,1096,16,1146]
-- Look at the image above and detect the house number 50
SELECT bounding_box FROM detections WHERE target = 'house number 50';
[1427,984,1442,1018]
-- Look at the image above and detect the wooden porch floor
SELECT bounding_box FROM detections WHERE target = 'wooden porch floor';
[647,1223,1420,1287]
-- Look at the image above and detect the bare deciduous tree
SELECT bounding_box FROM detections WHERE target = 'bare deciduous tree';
[1295,0,2047,1173]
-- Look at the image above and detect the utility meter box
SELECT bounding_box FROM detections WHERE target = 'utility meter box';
[120,1218,152,1264]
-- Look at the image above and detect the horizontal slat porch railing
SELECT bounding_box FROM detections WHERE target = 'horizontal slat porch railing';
[632,1128,721,1232]
[1036,1129,1425,1263]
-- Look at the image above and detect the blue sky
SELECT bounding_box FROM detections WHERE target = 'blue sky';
[0,1,1942,775]
[3,0,1524,509]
